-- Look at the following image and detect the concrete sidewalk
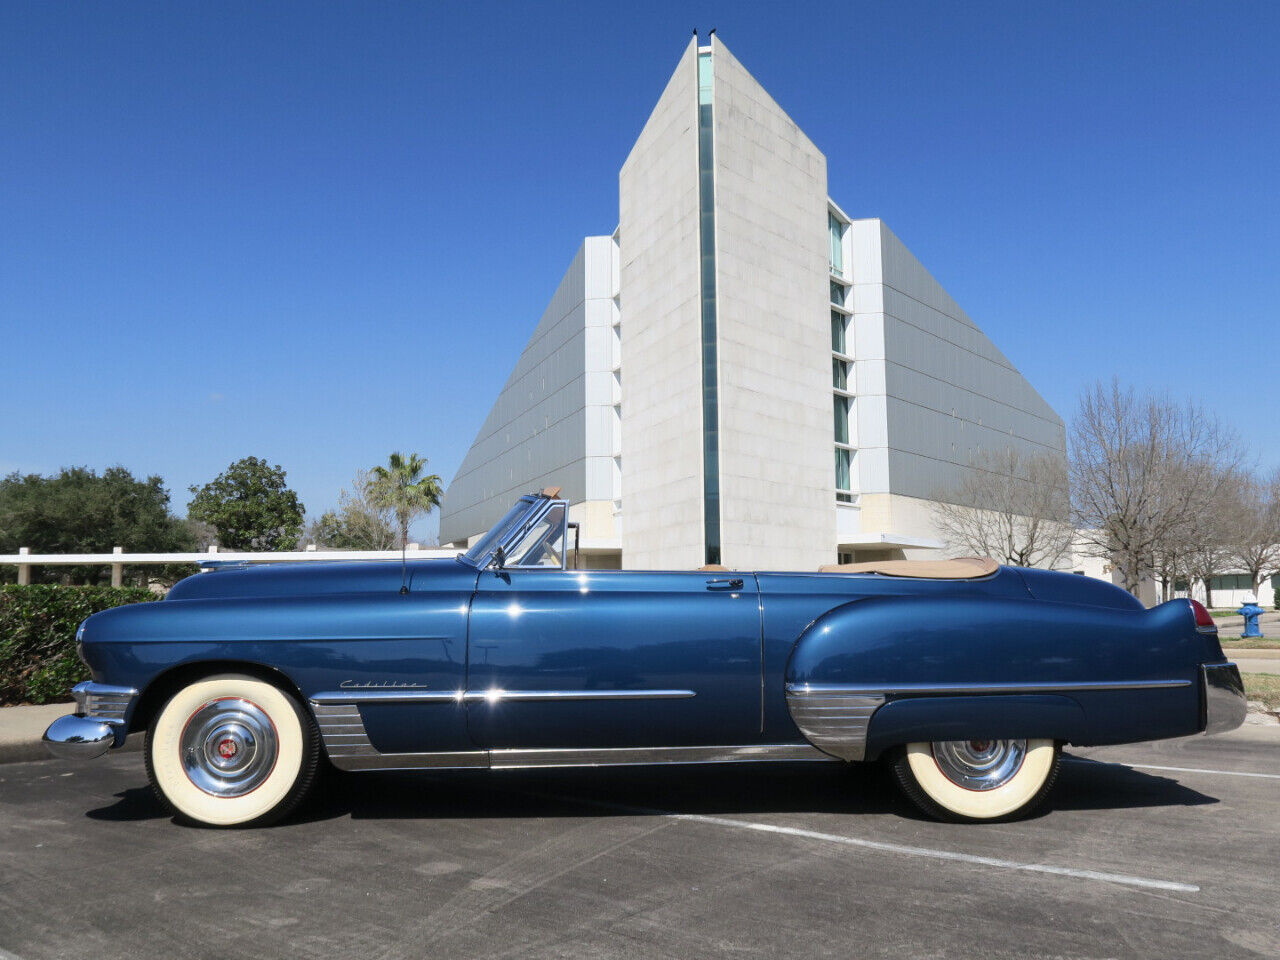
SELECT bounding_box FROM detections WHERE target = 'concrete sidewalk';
[0,702,142,763]
[1236,658,1280,674]
[0,702,71,763]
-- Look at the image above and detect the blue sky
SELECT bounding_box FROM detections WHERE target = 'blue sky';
[2,1,1277,541]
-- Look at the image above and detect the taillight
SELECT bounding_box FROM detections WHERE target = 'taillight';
[1188,598,1217,633]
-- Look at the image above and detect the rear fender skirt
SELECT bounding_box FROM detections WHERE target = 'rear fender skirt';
[861,695,1086,761]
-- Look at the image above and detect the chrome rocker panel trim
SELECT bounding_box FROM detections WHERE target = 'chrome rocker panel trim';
[1202,663,1247,736]
[43,682,139,759]
[785,678,1196,762]
[489,744,832,768]
[310,693,825,771]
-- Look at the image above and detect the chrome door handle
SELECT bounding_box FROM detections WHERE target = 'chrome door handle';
[705,578,744,590]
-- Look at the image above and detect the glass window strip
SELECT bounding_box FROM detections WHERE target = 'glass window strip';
[696,51,721,566]
[828,213,845,276]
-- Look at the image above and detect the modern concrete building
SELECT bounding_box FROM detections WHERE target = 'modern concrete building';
[439,35,1066,571]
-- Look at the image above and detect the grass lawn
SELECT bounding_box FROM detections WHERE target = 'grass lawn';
[1242,672,1280,712]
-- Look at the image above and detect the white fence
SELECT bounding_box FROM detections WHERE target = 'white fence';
[0,545,463,587]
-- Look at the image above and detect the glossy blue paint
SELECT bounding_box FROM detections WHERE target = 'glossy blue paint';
[69,494,1235,768]
[787,594,1209,690]
[756,568,1033,739]
[83,558,478,751]
[1014,566,1146,611]
[466,569,760,748]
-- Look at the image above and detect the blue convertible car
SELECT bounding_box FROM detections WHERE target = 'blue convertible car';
[45,489,1246,826]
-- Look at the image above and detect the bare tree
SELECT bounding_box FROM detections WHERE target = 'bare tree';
[931,447,1073,568]
[1223,467,1280,599]
[1154,464,1237,603]
[1071,380,1243,598]
[305,470,399,551]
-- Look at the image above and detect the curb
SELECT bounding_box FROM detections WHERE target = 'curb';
[0,731,144,765]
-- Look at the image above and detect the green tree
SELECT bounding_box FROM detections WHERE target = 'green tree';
[305,470,398,550]
[0,467,194,585]
[368,453,443,550]
[187,457,304,551]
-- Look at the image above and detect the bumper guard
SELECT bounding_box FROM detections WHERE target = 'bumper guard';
[1202,663,1247,736]
[43,682,138,760]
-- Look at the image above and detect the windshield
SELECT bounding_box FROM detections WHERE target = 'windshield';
[461,499,536,567]
[507,503,566,567]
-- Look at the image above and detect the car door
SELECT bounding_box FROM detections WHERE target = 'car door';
[466,567,762,751]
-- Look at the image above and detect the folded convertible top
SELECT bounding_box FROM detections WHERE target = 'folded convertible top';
[817,557,999,579]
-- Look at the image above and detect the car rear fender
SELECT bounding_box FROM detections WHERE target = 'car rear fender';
[783,594,1208,760]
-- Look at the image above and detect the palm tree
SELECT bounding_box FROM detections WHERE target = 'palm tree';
[369,452,443,551]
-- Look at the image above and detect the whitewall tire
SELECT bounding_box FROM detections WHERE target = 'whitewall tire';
[145,673,319,827]
[892,738,1060,823]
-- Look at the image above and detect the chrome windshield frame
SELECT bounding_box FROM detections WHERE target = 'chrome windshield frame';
[457,495,569,571]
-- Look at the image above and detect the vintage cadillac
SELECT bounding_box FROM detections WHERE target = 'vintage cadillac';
[45,489,1247,827]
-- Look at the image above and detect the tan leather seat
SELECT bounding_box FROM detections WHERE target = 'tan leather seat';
[817,557,999,579]
[697,564,731,572]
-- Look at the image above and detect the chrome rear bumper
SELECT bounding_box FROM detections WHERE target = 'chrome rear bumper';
[43,682,137,760]
[1202,663,1247,736]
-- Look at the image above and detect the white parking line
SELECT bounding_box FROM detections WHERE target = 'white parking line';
[1066,758,1280,781]
[530,791,1199,894]
[662,812,1199,893]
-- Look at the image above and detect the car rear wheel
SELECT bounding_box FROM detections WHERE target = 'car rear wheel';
[145,673,319,827]
[891,738,1060,822]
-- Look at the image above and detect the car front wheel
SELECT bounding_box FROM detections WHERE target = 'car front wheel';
[145,673,320,827]
[891,738,1060,822]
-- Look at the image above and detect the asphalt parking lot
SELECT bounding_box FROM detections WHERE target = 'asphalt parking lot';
[1,728,1277,960]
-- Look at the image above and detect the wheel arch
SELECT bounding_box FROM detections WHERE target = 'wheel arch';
[129,659,307,735]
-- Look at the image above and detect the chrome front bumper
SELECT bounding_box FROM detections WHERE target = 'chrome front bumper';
[1202,663,1247,736]
[43,682,137,760]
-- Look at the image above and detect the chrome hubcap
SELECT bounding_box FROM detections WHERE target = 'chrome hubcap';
[931,739,1026,791]
[180,698,277,797]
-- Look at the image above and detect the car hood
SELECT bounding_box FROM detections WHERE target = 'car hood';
[166,557,476,602]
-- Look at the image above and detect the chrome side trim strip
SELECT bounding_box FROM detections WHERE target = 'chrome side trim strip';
[475,689,696,702]
[310,688,696,705]
[311,690,462,704]
[488,743,834,768]
[787,679,1194,697]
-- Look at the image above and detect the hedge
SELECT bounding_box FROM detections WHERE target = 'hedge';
[0,585,159,705]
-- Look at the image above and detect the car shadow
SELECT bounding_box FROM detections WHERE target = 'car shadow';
[1051,754,1219,811]
[84,753,1219,827]
[293,752,1218,826]
[293,761,906,825]
[87,785,168,822]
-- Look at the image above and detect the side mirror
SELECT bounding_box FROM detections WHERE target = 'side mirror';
[493,545,506,570]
